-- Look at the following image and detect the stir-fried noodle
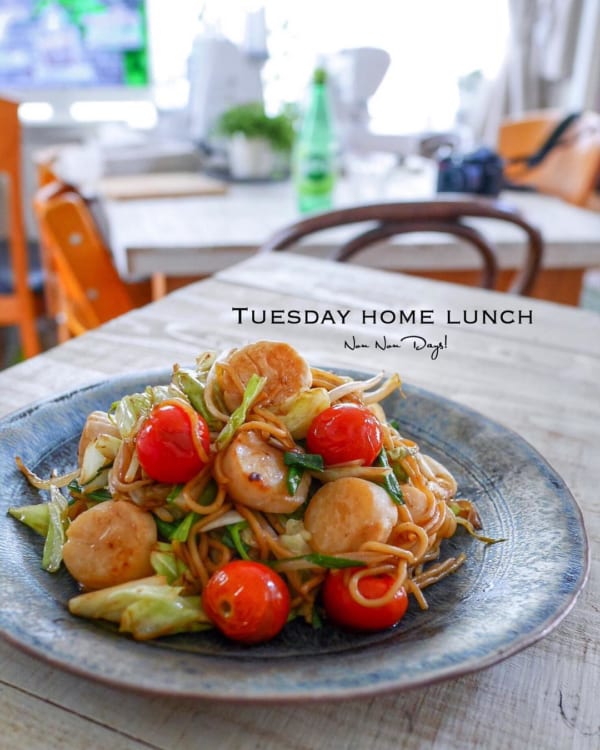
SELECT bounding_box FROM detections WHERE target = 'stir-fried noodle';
[11,341,490,641]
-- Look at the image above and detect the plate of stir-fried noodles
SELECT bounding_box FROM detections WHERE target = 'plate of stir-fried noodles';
[0,341,589,701]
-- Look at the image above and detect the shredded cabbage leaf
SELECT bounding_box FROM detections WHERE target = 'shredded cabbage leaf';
[215,374,266,450]
[41,486,69,572]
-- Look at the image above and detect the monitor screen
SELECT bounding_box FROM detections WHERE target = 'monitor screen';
[0,0,149,91]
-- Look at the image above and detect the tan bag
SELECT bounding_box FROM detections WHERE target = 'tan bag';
[498,110,600,208]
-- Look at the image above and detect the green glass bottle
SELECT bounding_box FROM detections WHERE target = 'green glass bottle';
[294,67,336,213]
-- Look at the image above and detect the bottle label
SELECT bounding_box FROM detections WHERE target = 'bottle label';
[302,154,331,182]
[298,153,335,199]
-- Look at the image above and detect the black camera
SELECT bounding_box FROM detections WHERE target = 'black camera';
[436,147,504,197]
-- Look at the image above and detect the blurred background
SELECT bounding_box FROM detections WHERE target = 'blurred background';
[2,0,600,364]
[2,0,597,186]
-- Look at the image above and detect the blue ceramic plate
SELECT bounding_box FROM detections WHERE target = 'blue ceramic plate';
[0,369,589,701]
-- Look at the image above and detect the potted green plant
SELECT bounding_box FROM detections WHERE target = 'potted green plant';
[216,102,294,179]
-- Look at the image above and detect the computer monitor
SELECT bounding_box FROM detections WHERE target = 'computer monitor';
[0,0,152,124]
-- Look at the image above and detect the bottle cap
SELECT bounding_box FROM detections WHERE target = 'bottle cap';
[313,67,327,85]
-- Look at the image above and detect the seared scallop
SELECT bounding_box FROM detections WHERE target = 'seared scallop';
[63,500,157,590]
[305,477,398,554]
[218,340,312,412]
[220,429,310,513]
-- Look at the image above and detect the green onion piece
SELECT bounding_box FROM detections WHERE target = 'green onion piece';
[172,369,222,430]
[271,553,365,570]
[159,485,217,539]
[286,464,304,495]
[68,480,112,503]
[157,487,216,542]
[375,450,405,505]
[389,418,401,431]
[216,374,266,450]
[85,488,112,502]
[303,553,366,569]
[199,480,218,506]
[391,462,409,484]
[283,450,325,472]
[42,486,69,572]
[172,512,200,542]
[154,516,178,541]
[225,521,250,560]
[77,468,110,496]
[166,484,184,503]
[311,608,323,629]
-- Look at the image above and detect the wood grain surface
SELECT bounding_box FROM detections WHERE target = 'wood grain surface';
[0,255,597,750]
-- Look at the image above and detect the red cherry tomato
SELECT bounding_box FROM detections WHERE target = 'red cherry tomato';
[322,568,408,631]
[306,403,383,466]
[202,561,291,644]
[136,401,210,484]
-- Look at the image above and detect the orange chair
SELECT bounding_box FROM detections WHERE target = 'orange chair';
[0,98,41,357]
[33,145,65,189]
[33,181,135,340]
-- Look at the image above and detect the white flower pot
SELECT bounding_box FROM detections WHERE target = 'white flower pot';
[227,133,276,180]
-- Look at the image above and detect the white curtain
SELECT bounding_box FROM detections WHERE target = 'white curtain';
[478,0,585,144]
[569,0,600,111]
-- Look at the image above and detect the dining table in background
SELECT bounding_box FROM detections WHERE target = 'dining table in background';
[0,254,597,750]
[98,162,600,305]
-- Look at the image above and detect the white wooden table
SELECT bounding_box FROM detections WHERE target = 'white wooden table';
[100,163,600,305]
[0,255,598,750]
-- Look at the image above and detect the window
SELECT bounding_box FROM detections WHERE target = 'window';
[148,0,509,134]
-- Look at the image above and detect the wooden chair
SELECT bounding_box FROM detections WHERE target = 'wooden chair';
[33,145,66,189]
[259,199,544,295]
[33,181,136,341]
[0,98,42,358]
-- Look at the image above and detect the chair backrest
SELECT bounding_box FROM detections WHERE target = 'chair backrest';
[259,199,544,295]
[33,181,134,339]
[0,98,41,357]
[33,145,64,189]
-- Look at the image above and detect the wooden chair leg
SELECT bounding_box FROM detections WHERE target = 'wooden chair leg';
[14,276,41,358]
[151,272,167,300]
[17,311,40,357]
